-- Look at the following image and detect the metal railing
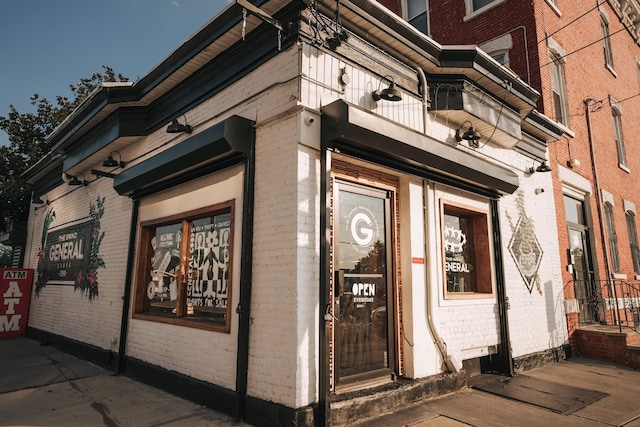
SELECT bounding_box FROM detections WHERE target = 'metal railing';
[565,279,640,333]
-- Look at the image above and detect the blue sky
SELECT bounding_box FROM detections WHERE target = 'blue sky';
[0,0,230,146]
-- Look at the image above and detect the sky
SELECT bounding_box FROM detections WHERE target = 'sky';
[0,0,231,147]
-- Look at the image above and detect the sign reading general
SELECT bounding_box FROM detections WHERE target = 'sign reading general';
[0,269,34,339]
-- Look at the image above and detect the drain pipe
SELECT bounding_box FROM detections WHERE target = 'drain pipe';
[234,137,256,420]
[492,198,514,377]
[318,138,331,426]
[117,198,140,374]
[584,98,617,328]
[423,182,460,373]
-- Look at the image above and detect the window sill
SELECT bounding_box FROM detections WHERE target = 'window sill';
[463,0,506,22]
[606,63,617,78]
[444,291,495,300]
[613,273,627,280]
[544,0,562,17]
[619,163,631,174]
[132,312,231,333]
[555,121,574,138]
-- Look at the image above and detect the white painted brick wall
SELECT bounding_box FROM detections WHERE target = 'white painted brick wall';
[25,176,132,353]
[500,156,568,357]
[243,107,321,409]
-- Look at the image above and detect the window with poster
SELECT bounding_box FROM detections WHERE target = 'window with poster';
[133,201,234,332]
[441,201,493,297]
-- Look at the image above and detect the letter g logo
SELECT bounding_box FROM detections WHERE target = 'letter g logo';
[351,212,374,246]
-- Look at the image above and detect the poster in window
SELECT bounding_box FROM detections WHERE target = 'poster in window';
[187,213,231,311]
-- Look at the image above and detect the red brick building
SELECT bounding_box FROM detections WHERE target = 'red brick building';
[395,0,640,355]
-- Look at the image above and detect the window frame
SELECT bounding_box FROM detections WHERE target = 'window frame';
[626,211,640,275]
[604,202,621,274]
[404,0,429,35]
[600,12,615,71]
[611,103,627,168]
[549,51,570,128]
[133,200,235,333]
[440,200,494,299]
[464,0,505,19]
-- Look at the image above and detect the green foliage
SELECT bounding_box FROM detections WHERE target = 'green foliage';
[0,66,128,233]
[0,244,11,267]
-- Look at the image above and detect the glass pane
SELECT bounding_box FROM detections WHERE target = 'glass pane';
[472,0,495,11]
[186,212,231,323]
[338,188,388,379]
[564,195,584,225]
[148,222,182,317]
[407,0,426,20]
[443,204,491,294]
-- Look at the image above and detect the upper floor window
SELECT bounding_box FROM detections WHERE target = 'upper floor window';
[611,99,627,167]
[550,51,570,128]
[470,0,497,12]
[604,201,621,274]
[601,13,614,70]
[405,0,428,34]
[626,210,640,275]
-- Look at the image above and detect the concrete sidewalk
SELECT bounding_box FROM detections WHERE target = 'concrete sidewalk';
[2,337,640,426]
[0,338,247,427]
[355,357,640,427]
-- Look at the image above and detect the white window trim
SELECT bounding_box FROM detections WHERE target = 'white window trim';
[610,96,628,168]
[544,0,561,17]
[548,37,570,129]
[463,0,506,22]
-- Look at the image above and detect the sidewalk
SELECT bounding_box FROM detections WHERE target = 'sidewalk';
[2,337,640,426]
[0,338,247,427]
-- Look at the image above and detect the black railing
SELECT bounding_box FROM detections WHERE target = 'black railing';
[565,279,640,333]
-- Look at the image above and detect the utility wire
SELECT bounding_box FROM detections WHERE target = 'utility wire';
[537,2,603,45]
[539,23,631,68]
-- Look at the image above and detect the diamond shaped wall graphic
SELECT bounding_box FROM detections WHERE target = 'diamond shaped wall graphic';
[508,216,543,293]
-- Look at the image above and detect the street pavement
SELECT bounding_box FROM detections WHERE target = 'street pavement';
[1,337,640,426]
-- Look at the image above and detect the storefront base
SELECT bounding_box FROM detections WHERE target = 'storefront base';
[329,373,467,426]
[513,345,573,372]
[26,327,119,371]
[25,327,316,427]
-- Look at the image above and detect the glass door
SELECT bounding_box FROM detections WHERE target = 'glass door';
[334,181,394,386]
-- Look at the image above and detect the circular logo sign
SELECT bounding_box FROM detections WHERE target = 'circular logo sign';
[346,206,379,253]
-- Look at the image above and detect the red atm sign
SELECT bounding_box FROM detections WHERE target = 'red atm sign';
[1,269,34,339]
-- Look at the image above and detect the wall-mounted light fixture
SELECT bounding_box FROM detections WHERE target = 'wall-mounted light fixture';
[68,173,87,186]
[166,114,192,134]
[455,120,481,148]
[32,194,48,205]
[91,169,117,179]
[528,161,552,174]
[102,151,126,168]
[372,75,403,102]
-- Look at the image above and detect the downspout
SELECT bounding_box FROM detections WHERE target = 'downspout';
[492,198,514,377]
[318,139,331,426]
[422,182,460,373]
[234,136,256,420]
[117,198,140,374]
[584,98,616,326]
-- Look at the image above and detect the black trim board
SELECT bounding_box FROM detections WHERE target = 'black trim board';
[322,100,519,195]
[113,116,254,197]
[26,327,119,371]
[63,108,147,172]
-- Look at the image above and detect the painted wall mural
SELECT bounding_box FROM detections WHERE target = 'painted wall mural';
[35,196,106,300]
[506,190,543,294]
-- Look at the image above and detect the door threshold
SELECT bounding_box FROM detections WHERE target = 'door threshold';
[335,376,393,394]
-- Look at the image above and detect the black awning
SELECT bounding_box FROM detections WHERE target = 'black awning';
[321,100,519,195]
[114,115,254,197]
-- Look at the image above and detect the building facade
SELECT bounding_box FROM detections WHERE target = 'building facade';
[22,0,566,425]
[406,0,640,359]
